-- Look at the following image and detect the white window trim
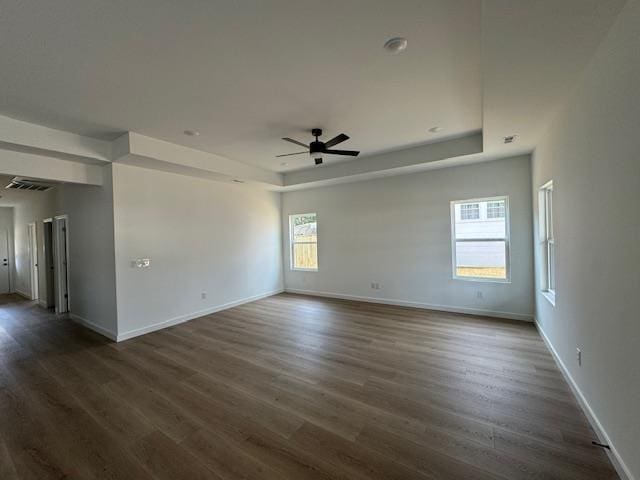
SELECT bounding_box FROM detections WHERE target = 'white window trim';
[289,213,318,272]
[539,181,555,305]
[450,196,511,283]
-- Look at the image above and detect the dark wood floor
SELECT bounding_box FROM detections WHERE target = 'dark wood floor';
[0,293,618,479]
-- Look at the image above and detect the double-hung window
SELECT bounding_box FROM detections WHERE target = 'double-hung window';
[451,197,510,281]
[289,213,318,271]
[539,181,555,304]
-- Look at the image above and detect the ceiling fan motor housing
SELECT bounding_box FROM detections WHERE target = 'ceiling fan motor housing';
[310,140,325,154]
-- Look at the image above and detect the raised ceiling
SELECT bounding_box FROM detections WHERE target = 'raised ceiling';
[0,0,627,182]
[0,0,481,172]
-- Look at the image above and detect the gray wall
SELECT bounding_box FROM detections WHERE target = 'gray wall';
[282,155,534,320]
[532,1,640,477]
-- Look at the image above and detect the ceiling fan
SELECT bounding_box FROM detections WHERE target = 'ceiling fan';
[277,128,359,165]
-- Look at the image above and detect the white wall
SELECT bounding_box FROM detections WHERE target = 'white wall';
[282,155,534,320]
[13,189,58,298]
[532,1,640,478]
[56,166,118,337]
[111,163,283,340]
[10,168,118,337]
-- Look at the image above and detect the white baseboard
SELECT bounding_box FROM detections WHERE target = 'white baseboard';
[69,313,117,342]
[535,321,634,480]
[13,289,31,300]
[116,288,284,342]
[285,288,533,322]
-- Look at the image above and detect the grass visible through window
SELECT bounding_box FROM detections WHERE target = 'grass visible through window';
[456,267,506,279]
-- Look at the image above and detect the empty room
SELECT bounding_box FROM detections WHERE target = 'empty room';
[0,1,638,479]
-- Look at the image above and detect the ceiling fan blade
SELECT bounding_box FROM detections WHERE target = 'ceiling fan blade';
[276,151,307,157]
[324,133,349,148]
[282,137,308,148]
[324,149,359,156]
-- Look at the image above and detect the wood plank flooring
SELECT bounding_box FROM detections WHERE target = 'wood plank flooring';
[0,292,619,479]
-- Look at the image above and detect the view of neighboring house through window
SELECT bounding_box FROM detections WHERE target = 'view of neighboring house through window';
[486,200,506,219]
[451,197,509,281]
[290,213,318,270]
[539,181,555,303]
[460,203,480,220]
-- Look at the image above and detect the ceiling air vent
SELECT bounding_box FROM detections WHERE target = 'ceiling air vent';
[5,177,53,192]
[503,135,518,144]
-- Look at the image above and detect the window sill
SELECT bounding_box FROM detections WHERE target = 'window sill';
[291,268,318,272]
[541,290,556,306]
[453,276,511,284]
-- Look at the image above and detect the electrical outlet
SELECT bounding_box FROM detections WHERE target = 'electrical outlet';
[476,291,483,299]
[576,348,582,366]
[201,292,207,300]
[371,282,381,290]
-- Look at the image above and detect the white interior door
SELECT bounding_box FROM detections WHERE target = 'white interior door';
[0,230,9,294]
[28,223,39,300]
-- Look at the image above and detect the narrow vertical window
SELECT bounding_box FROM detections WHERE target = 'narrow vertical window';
[451,197,510,281]
[539,181,555,303]
[289,213,318,271]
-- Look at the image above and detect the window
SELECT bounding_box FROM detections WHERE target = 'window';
[486,200,506,219]
[539,181,555,303]
[289,213,318,271]
[451,197,510,281]
[460,203,480,220]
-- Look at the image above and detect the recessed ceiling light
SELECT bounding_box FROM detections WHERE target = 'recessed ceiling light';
[428,126,443,133]
[280,162,289,166]
[383,37,408,54]
[183,129,200,136]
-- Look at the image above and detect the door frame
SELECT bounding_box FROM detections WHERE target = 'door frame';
[27,222,39,300]
[53,215,70,314]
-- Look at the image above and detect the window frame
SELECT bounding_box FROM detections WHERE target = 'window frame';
[289,212,319,272]
[450,196,511,283]
[539,181,555,305]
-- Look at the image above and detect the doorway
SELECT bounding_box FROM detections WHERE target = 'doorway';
[54,216,69,314]
[27,222,39,300]
[43,216,69,313]
[43,220,55,308]
[0,229,9,294]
